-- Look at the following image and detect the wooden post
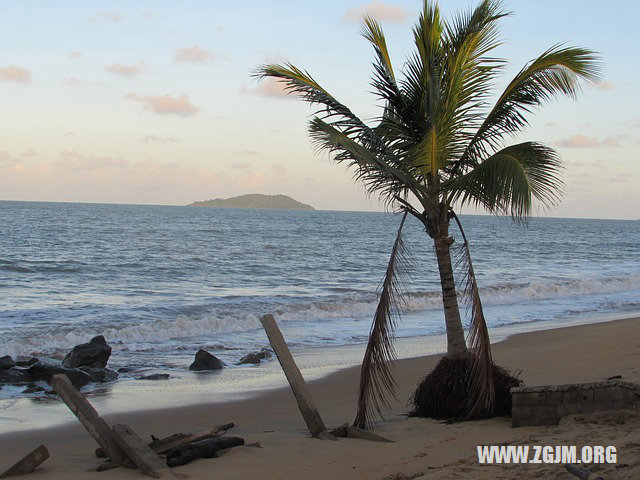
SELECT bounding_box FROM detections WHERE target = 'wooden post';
[50,374,125,463]
[112,424,177,479]
[0,445,49,478]
[150,423,235,454]
[260,314,327,437]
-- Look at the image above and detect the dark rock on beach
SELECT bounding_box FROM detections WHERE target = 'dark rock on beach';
[26,362,92,389]
[137,373,170,381]
[79,366,119,383]
[189,349,225,371]
[15,356,39,367]
[236,348,273,365]
[0,368,30,384]
[62,335,112,368]
[22,384,46,394]
[0,355,16,370]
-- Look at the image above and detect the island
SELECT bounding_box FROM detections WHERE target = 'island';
[188,194,315,211]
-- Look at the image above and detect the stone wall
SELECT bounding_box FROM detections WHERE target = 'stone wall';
[511,380,640,427]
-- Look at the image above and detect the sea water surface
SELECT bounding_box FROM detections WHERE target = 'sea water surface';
[1,201,639,420]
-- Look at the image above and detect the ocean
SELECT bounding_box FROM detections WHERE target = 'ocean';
[1,201,639,388]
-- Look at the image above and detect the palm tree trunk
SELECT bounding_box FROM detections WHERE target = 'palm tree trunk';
[433,233,468,359]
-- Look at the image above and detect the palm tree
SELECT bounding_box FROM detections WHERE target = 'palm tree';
[257,0,600,427]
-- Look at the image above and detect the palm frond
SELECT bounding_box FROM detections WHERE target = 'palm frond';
[461,45,602,166]
[354,211,410,429]
[445,141,564,221]
[450,211,494,418]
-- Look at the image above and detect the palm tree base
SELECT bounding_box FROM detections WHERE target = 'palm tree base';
[409,356,521,421]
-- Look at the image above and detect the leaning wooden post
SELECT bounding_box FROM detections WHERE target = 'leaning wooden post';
[0,445,49,479]
[260,314,327,437]
[50,374,125,463]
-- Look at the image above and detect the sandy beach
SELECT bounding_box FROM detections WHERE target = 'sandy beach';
[0,316,638,479]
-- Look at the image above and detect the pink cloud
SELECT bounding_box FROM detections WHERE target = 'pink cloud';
[105,62,148,77]
[68,51,83,60]
[55,150,129,170]
[0,65,32,84]
[232,162,251,169]
[594,81,615,91]
[240,78,289,99]
[271,164,286,174]
[233,149,257,156]
[343,1,409,24]
[0,151,15,167]
[125,93,199,117]
[142,135,178,143]
[64,77,105,88]
[20,148,37,158]
[555,134,628,148]
[234,172,267,190]
[174,46,214,63]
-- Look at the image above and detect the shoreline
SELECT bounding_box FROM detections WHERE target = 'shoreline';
[1,310,639,434]
[1,315,638,479]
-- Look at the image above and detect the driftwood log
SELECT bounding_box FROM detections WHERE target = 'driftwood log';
[50,374,125,463]
[150,423,235,454]
[260,314,327,437]
[565,464,605,480]
[0,445,49,479]
[166,436,245,467]
[112,424,177,479]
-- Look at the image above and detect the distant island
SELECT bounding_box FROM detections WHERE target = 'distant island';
[188,194,315,211]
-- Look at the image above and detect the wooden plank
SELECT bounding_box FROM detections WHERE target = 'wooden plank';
[50,374,125,463]
[150,423,235,454]
[112,424,177,479]
[0,445,49,478]
[260,314,326,437]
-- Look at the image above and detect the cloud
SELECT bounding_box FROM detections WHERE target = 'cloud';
[141,135,178,143]
[68,51,83,60]
[93,10,124,22]
[0,65,32,84]
[271,164,286,174]
[233,149,258,156]
[125,93,199,117]
[240,78,290,99]
[234,171,267,190]
[0,151,16,167]
[63,77,105,88]
[174,46,214,63]
[64,131,77,138]
[20,148,37,158]
[594,81,615,91]
[554,134,628,149]
[55,150,129,170]
[609,173,628,183]
[232,162,251,169]
[343,1,410,24]
[105,62,148,77]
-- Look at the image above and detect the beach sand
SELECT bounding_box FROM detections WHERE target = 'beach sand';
[1,317,638,479]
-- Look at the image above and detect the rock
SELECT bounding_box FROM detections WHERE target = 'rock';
[136,373,170,381]
[0,368,30,384]
[236,353,261,365]
[62,335,112,368]
[0,355,16,370]
[25,363,92,389]
[22,385,46,394]
[79,366,119,383]
[117,366,134,373]
[15,356,39,367]
[189,349,225,371]
[235,348,273,365]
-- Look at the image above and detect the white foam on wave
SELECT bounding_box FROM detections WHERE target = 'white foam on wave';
[4,273,639,358]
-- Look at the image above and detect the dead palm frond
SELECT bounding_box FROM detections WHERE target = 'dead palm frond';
[353,211,409,429]
[450,211,494,417]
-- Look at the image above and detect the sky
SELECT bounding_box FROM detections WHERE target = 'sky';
[0,0,638,219]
